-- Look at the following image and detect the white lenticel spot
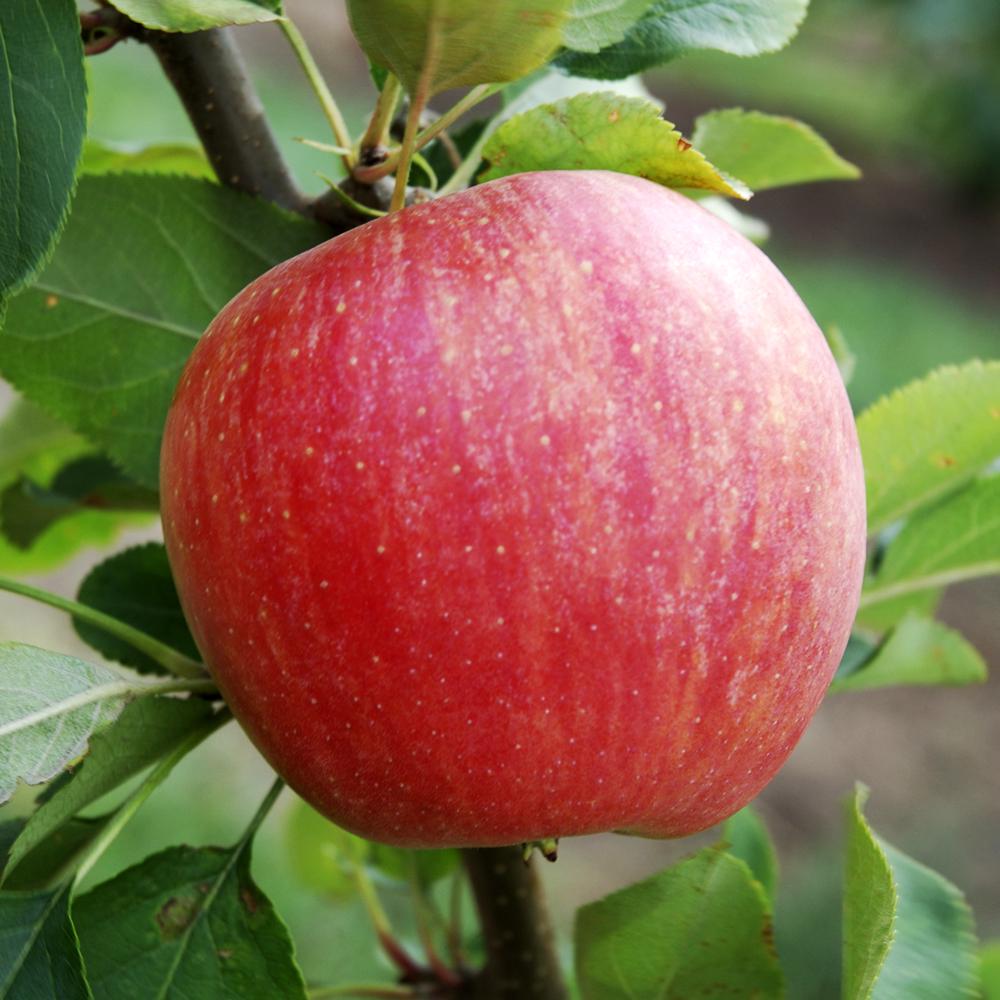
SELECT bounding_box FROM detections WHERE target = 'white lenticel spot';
[580,260,593,274]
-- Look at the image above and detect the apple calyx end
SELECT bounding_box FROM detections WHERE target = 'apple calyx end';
[521,837,560,864]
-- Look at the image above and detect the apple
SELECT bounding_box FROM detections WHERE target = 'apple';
[160,170,866,848]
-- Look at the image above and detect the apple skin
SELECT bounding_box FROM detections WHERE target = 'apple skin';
[161,170,865,848]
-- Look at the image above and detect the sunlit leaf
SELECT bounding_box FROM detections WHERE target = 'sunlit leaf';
[830,614,987,693]
[481,92,749,198]
[858,360,1000,534]
[692,108,859,190]
[575,846,783,998]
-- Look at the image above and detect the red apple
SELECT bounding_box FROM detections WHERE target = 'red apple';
[160,170,865,848]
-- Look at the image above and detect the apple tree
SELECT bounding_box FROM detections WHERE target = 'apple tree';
[0,2,997,998]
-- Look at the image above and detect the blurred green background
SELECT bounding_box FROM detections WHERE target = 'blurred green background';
[4,1,999,995]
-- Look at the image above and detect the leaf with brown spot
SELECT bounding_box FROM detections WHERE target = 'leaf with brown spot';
[74,842,306,999]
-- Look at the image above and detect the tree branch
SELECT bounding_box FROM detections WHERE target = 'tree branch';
[462,847,568,1000]
[145,27,307,214]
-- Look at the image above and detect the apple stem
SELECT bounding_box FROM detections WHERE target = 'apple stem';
[461,846,568,999]
[358,73,403,163]
[278,16,355,172]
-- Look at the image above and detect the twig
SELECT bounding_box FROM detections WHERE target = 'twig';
[145,27,307,213]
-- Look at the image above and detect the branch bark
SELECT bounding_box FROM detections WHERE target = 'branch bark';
[145,27,307,214]
[462,847,568,1000]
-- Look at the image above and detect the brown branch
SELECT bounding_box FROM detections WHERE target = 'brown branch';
[461,847,568,1000]
[145,27,307,214]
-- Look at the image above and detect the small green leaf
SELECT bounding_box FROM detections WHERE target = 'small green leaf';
[562,0,658,52]
[3,697,217,884]
[286,798,367,898]
[691,109,859,191]
[74,544,198,676]
[556,0,808,79]
[0,644,133,804]
[0,884,89,999]
[0,456,157,551]
[722,807,778,903]
[853,586,941,634]
[106,0,281,31]
[858,360,1000,534]
[981,941,1000,999]
[0,0,87,298]
[286,798,458,897]
[574,846,783,999]
[74,841,307,999]
[0,401,135,575]
[862,474,1000,609]
[843,787,897,999]
[844,787,979,1000]
[481,92,750,198]
[346,0,572,96]
[830,614,987,694]
[80,140,213,179]
[0,175,328,489]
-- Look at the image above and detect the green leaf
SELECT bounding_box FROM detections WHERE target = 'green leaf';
[843,788,897,1000]
[0,456,157,551]
[0,884,89,999]
[0,0,87,298]
[0,644,132,804]
[106,0,281,32]
[3,697,216,885]
[346,0,572,96]
[0,401,136,575]
[830,614,987,694]
[574,846,783,999]
[562,0,658,52]
[556,0,808,79]
[286,798,366,898]
[691,108,859,191]
[481,93,750,198]
[722,807,778,903]
[858,360,1000,535]
[862,474,1000,609]
[853,586,941,634]
[1,815,109,892]
[74,841,307,1000]
[286,798,458,897]
[981,941,1000,999]
[0,174,328,489]
[74,544,198,676]
[80,140,213,179]
[844,787,979,1000]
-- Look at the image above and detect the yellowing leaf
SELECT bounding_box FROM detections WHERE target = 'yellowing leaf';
[481,92,750,198]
